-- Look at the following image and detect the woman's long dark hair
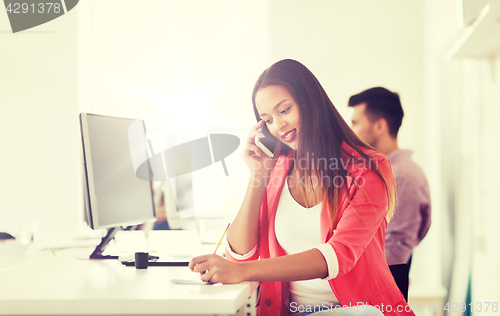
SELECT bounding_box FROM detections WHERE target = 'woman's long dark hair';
[252,59,395,225]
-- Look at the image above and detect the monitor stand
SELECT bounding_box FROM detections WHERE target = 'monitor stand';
[89,227,120,260]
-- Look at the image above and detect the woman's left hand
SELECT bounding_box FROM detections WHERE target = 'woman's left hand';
[188,254,246,284]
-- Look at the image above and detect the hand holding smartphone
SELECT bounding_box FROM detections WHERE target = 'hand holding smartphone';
[255,123,278,158]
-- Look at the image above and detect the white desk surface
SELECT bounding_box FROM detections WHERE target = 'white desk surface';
[0,234,258,316]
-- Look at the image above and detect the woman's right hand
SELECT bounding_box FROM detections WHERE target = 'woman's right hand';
[242,120,280,176]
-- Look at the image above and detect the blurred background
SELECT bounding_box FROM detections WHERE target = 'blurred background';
[1,0,499,314]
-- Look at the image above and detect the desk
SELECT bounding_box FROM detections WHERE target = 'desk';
[0,247,258,316]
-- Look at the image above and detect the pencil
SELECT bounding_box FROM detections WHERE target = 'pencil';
[213,223,230,254]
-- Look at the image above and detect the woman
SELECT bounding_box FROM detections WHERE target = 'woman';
[189,59,414,316]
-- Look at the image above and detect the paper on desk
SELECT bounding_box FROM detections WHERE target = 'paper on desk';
[171,279,222,286]
[170,270,222,286]
[171,279,210,285]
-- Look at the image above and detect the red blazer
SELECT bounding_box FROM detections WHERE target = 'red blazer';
[227,142,415,316]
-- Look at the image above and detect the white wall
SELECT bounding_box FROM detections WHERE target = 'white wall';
[424,0,500,312]
[0,8,79,233]
[77,1,271,125]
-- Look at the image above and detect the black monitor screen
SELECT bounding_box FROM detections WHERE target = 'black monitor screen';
[80,113,156,229]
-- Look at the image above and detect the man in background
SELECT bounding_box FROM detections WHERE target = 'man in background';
[348,87,431,300]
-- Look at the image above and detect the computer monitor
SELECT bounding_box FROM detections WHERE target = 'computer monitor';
[80,113,156,259]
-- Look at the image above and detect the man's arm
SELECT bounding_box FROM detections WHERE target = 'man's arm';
[385,178,428,265]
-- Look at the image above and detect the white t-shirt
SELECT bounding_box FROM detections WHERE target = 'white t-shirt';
[274,179,339,307]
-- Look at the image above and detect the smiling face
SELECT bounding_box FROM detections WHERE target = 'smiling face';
[255,85,301,150]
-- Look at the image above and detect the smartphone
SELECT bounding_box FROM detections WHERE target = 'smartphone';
[255,124,278,158]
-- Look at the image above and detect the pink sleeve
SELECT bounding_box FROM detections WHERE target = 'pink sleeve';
[327,161,393,277]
